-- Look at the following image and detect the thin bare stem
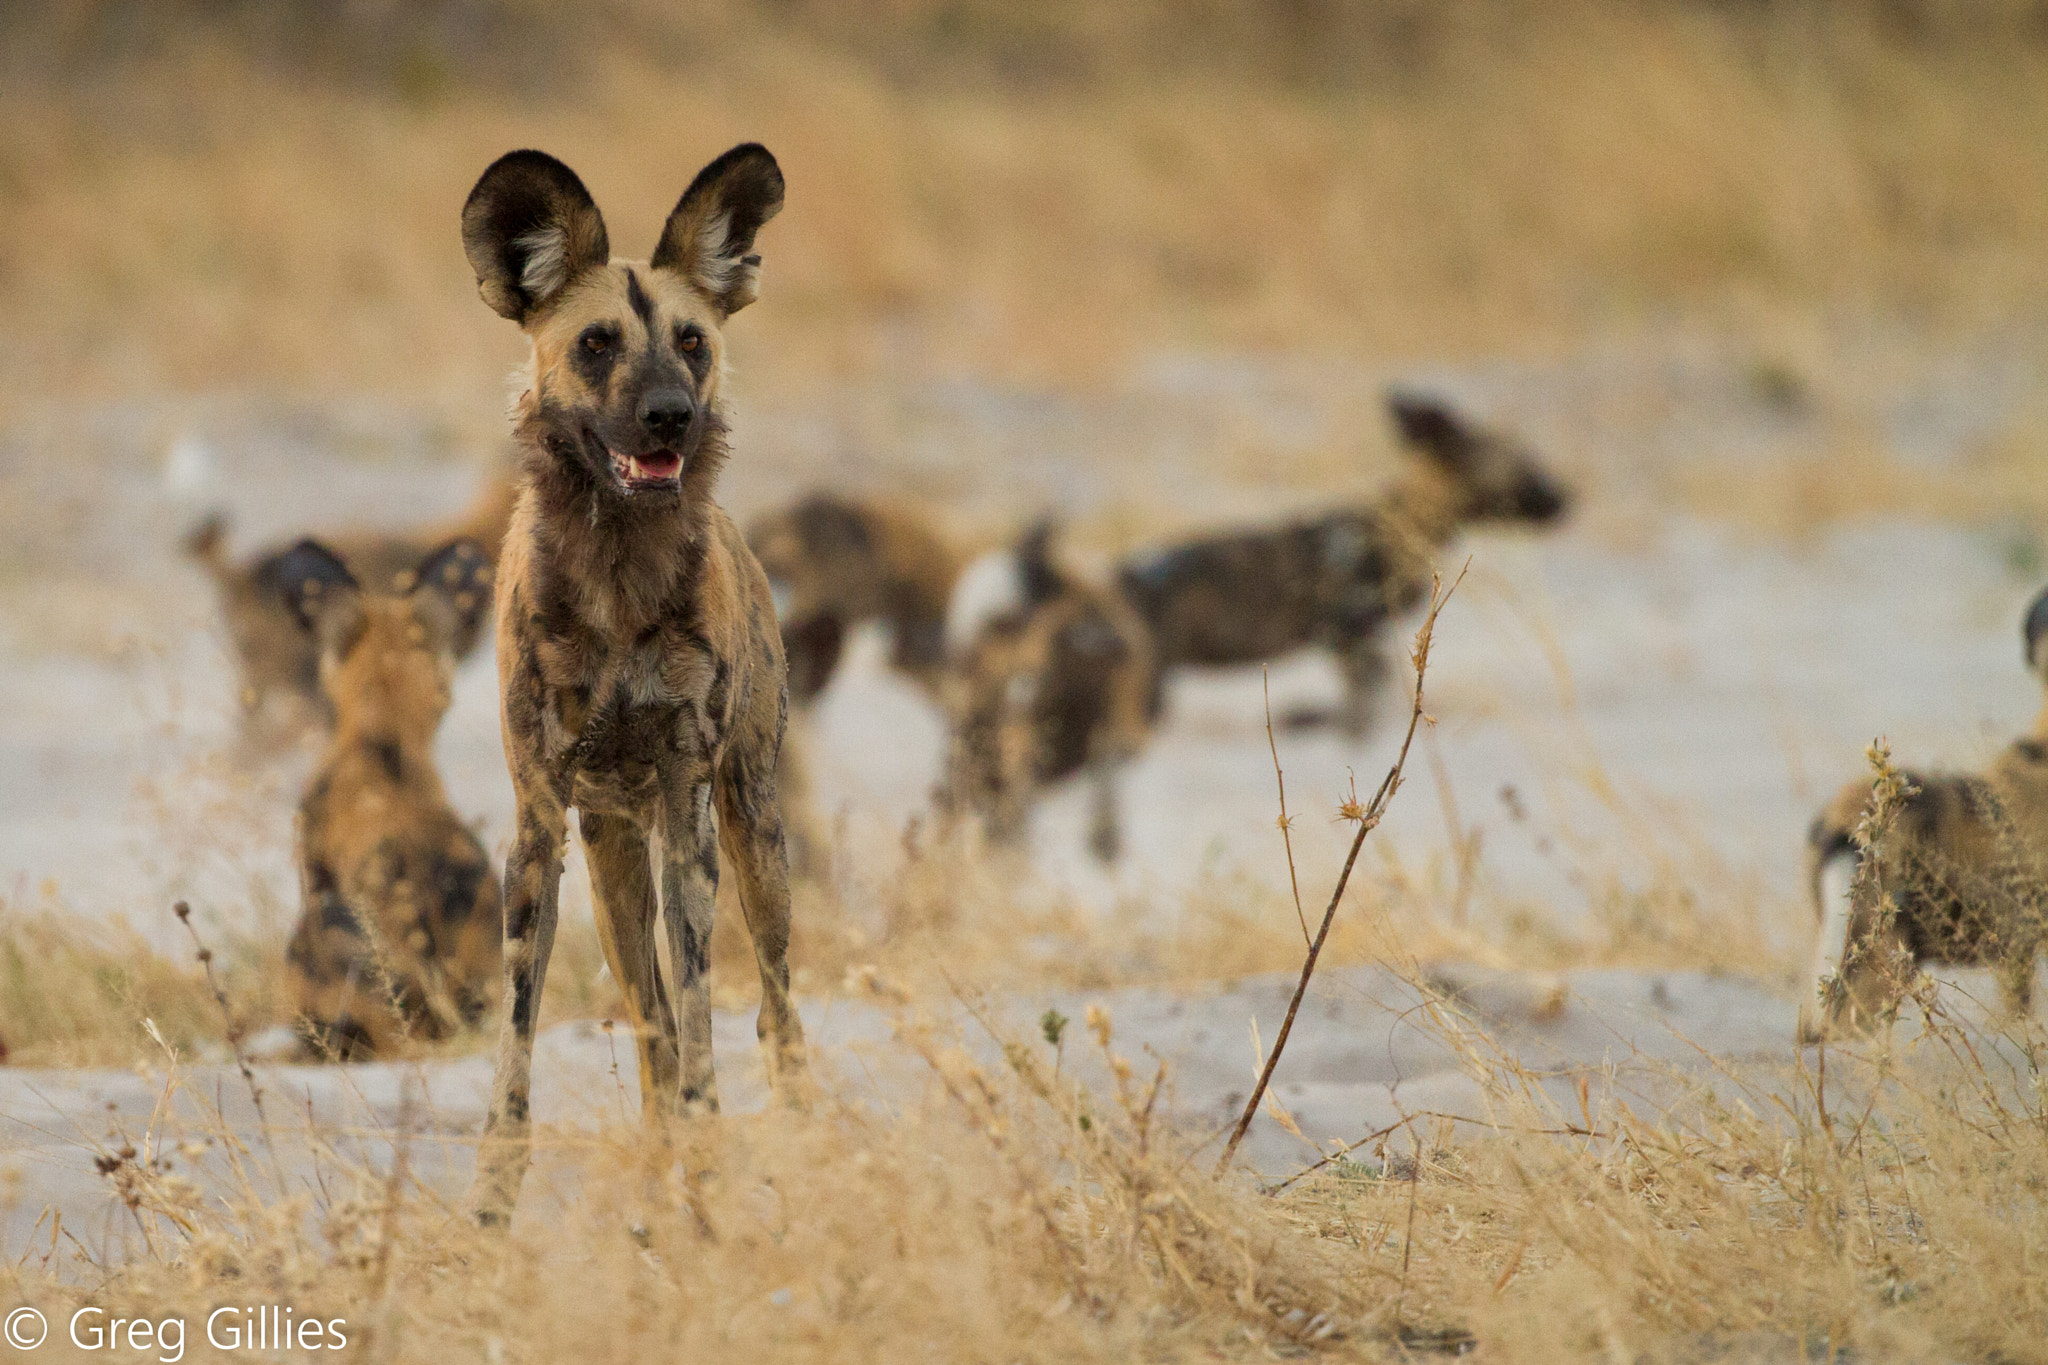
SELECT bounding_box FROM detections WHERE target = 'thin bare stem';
[1264,666,1311,949]
[173,900,287,1197]
[1214,566,1464,1177]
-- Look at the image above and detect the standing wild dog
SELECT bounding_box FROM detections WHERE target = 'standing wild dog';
[277,538,502,1058]
[746,493,965,873]
[1116,393,1570,735]
[187,471,517,736]
[1800,584,2048,1042]
[942,522,1154,863]
[460,144,807,1223]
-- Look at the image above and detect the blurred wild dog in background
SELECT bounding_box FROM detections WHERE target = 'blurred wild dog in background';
[1116,392,1570,736]
[277,537,502,1059]
[747,492,963,704]
[185,468,517,738]
[460,143,808,1224]
[1800,584,2048,1043]
[747,492,965,874]
[941,521,1154,863]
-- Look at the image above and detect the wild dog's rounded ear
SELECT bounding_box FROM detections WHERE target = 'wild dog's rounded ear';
[1012,517,1065,608]
[274,540,361,633]
[650,143,784,317]
[1387,391,1477,467]
[462,151,611,324]
[2022,582,2048,677]
[406,538,495,656]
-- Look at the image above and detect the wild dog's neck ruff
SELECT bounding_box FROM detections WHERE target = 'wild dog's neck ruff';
[515,393,732,638]
[1376,463,1469,551]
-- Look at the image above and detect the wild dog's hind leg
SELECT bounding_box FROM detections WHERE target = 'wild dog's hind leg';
[1335,634,1392,739]
[717,734,808,1096]
[660,774,722,1114]
[473,797,568,1226]
[581,812,680,1116]
[1085,758,1122,864]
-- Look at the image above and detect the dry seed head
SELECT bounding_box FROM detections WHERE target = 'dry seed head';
[1085,1004,1112,1049]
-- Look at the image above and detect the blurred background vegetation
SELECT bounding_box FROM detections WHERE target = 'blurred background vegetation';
[3,0,2045,411]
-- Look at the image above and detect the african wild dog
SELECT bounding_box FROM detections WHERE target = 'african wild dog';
[1115,392,1570,735]
[1799,584,2048,1043]
[746,492,965,873]
[942,521,1154,863]
[276,537,502,1058]
[460,144,807,1223]
[186,470,517,736]
[747,493,963,704]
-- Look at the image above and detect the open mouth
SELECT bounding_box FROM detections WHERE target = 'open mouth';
[608,446,684,492]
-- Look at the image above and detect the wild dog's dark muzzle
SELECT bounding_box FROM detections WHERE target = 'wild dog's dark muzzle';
[1517,476,1570,523]
[2024,582,2048,672]
[637,387,696,444]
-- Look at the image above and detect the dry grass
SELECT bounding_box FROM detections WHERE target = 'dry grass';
[0,713,2036,1358]
[4,900,2045,1360]
[4,1,2048,415]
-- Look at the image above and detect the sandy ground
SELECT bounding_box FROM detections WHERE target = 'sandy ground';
[4,324,2046,938]
[0,962,1800,1254]
[3,322,2048,1249]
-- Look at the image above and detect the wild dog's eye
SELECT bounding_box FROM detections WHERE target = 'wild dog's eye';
[676,325,701,354]
[580,327,613,356]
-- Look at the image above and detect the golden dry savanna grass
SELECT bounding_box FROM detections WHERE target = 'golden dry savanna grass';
[4,0,2048,412]
[4,925,2046,1363]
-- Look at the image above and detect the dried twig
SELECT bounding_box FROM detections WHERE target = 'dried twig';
[173,900,286,1196]
[1263,667,1311,948]
[1214,567,1463,1176]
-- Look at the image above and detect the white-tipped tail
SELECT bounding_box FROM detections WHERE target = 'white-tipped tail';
[162,432,217,499]
[1808,850,1860,1016]
[946,547,1025,658]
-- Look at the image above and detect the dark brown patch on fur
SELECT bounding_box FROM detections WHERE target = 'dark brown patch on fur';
[745,492,966,878]
[463,145,808,1227]
[284,538,503,1060]
[942,522,1153,865]
[187,469,518,740]
[1116,392,1570,736]
[1801,582,2048,1041]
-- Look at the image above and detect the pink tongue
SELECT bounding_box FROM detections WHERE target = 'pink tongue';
[630,452,681,480]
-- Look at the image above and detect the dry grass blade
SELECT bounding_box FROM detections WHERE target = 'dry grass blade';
[1215,563,1465,1176]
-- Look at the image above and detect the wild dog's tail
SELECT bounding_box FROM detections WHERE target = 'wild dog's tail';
[182,511,235,584]
[945,513,1065,658]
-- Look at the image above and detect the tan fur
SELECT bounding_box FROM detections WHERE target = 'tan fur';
[1800,588,2048,1041]
[746,492,966,875]
[942,524,1154,864]
[186,470,517,737]
[460,145,806,1226]
[746,492,963,702]
[1116,393,1570,735]
[281,539,502,1059]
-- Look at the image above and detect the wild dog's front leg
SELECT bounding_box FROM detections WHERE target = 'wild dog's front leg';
[581,811,679,1116]
[660,774,722,1114]
[472,797,567,1226]
[1994,917,2040,1021]
[717,740,808,1097]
